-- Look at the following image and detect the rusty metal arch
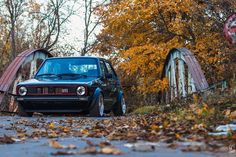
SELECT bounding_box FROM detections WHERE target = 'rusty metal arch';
[162,48,209,101]
[0,49,52,111]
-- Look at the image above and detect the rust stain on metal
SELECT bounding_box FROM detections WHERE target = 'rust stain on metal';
[0,49,52,107]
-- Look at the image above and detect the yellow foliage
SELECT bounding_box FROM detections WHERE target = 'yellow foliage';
[193,94,199,104]
[175,133,181,140]
[95,0,236,94]
[150,124,159,131]
[48,122,55,129]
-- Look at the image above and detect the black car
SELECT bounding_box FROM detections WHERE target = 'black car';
[16,57,126,117]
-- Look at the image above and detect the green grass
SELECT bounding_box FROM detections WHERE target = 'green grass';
[132,105,158,114]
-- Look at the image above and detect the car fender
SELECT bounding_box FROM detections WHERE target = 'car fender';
[115,90,124,105]
[89,87,103,110]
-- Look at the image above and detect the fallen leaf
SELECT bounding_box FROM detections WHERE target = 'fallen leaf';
[150,124,159,131]
[51,151,77,156]
[48,140,76,149]
[168,143,177,149]
[67,144,77,149]
[0,135,15,144]
[49,140,65,149]
[181,145,202,152]
[11,138,22,142]
[99,141,111,148]
[79,146,97,154]
[175,133,181,140]
[48,132,59,138]
[80,129,89,136]
[100,146,123,155]
[83,139,95,146]
[49,122,55,129]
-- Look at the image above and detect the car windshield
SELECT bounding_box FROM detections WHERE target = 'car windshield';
[35,58,99,79]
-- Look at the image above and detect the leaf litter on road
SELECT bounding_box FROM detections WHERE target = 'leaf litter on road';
[0,114,235,155]
[50,140,123,156]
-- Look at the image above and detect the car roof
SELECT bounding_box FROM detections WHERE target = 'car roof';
[46,56,109,62]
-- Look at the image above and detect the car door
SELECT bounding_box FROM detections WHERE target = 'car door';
[99,60,113,107]
[104,61,119,103]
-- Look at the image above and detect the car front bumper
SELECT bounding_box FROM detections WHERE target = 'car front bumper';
[16,96,89,101]
[16,96,90,112]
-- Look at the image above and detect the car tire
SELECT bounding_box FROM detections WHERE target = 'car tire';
[113,96,126,116]
[89,93,104,117]
[17,104,33,117]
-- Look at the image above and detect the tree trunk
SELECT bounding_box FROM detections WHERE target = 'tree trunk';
[10,20,16,61]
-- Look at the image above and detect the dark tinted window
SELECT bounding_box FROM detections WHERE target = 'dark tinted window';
[105,62,116,78]
[100,61,107,77]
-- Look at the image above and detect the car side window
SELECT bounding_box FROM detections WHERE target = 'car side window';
[105,62,117,78]
[100,61,107,77]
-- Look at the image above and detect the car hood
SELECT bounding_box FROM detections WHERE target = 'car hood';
[18,77,100,86]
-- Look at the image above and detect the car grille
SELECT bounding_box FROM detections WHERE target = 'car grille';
[26,85,77,96]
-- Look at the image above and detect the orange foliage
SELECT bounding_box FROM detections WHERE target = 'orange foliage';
[96,0,236,94]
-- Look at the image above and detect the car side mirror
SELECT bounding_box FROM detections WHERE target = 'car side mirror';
[105,73,113,79]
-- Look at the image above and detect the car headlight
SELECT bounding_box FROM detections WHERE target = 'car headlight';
[77,86,86,96]
[18,86,27,96]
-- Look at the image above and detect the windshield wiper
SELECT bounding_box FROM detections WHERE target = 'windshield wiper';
[57,73,87,78]
[36,73,59,78]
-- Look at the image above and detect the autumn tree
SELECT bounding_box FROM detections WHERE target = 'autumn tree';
[0,13,10,74]
[2,0,26,60]
[95,0,236,97]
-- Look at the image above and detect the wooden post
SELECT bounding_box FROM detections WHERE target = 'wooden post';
[188,70,191,93]
[178,59,186,97]
[29,60,37,78]
[167,69,171,102]
[170,56,177,100]
[9,74,22,112]
[188,70,196,93]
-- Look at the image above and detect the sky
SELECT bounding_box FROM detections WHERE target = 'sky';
[38,0,102,56]
[56,0,102,56]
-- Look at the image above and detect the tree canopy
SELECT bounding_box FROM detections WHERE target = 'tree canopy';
[95,0,236,94]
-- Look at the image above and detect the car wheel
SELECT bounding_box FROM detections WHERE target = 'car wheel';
[17,104,33,117]
[113,96,126,116]
[89,93,104,117]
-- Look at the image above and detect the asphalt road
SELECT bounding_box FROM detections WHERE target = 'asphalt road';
[0,116,233,157]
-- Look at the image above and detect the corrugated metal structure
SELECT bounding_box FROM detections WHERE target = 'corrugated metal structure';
[162,48,209,101]
[0,49,52,111]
